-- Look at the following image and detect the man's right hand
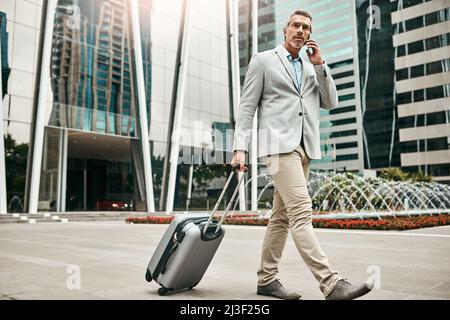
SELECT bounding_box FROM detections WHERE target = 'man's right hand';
[231,150,247,172]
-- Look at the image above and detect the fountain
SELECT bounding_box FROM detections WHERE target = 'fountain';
[232,170,450,220]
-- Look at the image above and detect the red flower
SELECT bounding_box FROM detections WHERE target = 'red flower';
[126,214,450,231]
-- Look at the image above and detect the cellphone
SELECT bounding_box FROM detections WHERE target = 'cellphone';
[306,35,314,55]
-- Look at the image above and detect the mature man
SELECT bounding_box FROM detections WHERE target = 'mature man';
[231,10,373,300]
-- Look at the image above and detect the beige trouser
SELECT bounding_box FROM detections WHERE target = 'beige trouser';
[257,145,341,297]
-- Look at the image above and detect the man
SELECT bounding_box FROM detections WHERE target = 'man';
[231,9,373,300]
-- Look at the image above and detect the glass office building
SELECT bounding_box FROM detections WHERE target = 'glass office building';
[1,0,41,213]
[238,0,276,84]
[272,0,365,174]
[356,0,400,170]
[237,0,448,183]
[0,0,234,213]
[2,0,448,215]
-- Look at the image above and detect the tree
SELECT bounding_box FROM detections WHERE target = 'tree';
[380,167,409,182]
[380,167,433,183]
[151,154,164,191]
[410,170,433,183]
[4,134,29,201]
[193,164,227,191]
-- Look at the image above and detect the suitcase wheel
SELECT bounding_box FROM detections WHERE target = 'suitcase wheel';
[145,270,152,282]
[158,287,170,296]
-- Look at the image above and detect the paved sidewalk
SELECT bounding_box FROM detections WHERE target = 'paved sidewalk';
[0,221,449,300]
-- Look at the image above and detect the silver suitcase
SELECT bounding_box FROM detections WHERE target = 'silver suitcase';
[145,169,246,296]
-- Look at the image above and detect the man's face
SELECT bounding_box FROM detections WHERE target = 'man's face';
[283,15,312,50]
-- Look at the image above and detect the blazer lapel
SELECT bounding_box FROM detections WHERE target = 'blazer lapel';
[300,61,307,95]
[275,45,300,94]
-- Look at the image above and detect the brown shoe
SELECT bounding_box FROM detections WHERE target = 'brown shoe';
[257,280,302,300]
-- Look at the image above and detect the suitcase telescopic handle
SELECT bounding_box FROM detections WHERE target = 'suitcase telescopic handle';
[202,164,247,234]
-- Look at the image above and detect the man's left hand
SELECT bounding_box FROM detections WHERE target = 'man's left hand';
[305,39,324,65]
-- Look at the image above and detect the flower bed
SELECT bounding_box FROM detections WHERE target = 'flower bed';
[126,216,175,224]
[313,214,450,231]
[124,215,261,225]
[125,213,450,231]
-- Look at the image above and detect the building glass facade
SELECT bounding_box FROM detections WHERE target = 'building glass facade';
[1,0,43,212]
[38,0,146,212]
[237,0,448,183]
[356,0,400,170]
[236,0,276,209]
[238,0,276,84]
[271,0,365,174]
[149,0,234,211]
[0,0,234,213]
[2,0,449,215]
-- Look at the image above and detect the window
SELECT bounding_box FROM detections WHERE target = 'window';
[400,141,418,153]
[336,142,357,149]
[427,33,450,50]
[336,82,355,90]
[397,45,406,57]
[426,85,445,100]
[336,154,358,161]
[338,94,355,102]
[425,11,439,25]
[426,111,447,126]
[97,79,107,87]
[397,92,412,104]
[410,65,424,78]
[98,97,107,106]
[408,40,424,54]
[333,70,354,80]
[394,8,450,34]
[396,68,409,80]
[399,111,448,129]
[426,60,444,75]
[397,58,449,81]
[391,0,399,12]
[329,59,353,70]
[413,89,424,102]
[330,129,357,138]
[405,16,423,31]
[403,0,423,9]
[332,118,356,126]
[330,105,355,115]
[429,163,450,177]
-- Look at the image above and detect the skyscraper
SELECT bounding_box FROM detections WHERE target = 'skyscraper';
[238,0,448,183]
[356,0,400,171]
[238,0,276,84]
[392,0,450,183]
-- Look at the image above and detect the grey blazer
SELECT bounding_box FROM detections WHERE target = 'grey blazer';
[233,44,338,160]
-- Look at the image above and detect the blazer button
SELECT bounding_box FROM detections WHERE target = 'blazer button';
[299,112,303,116]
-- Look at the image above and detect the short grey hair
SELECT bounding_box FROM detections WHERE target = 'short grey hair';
[285,9,313,28]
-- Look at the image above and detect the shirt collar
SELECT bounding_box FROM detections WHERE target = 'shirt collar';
[281,45,301,62]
